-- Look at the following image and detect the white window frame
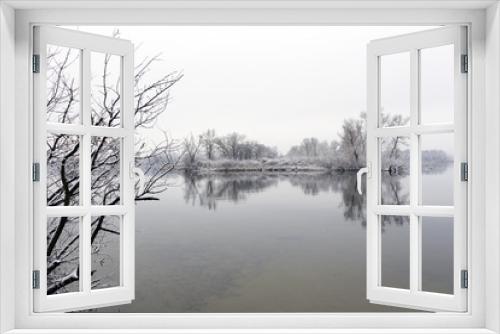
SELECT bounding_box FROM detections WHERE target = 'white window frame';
[32,25,136,312]
[1,1,499,333]
[365,26,468,312]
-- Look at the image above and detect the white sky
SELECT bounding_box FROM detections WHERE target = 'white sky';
[71,25,445,154]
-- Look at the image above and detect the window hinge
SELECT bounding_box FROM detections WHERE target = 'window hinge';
[32,54,40,73]
[461,54,468,73]
[32,162,40,182]
[461,162,468,182]
[461,269,468,289]
[32,270,40,289]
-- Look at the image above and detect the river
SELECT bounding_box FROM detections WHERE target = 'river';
[90,166,453,312]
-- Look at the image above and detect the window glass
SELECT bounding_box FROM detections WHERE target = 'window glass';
[46,45,81,124]
[380,137,410,205]
[420,45,454,125]
[421,133,454,206]
[380,52,411,127]
[91,136,121,205]
[47,216,81,294]
[91,52,122,127]
[381,215,410,289]
[421,217,454,294]
[91,216,121,289]
[47,133,81,206]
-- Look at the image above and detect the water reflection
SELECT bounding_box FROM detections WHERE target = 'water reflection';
[90,164,453,313]
[180,169,432,228]
[181,163,451,227]
[181,171,368,224]
[380,173,410,206]
[182,172,280,210]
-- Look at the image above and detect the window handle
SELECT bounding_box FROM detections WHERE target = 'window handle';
[356,163,371,195]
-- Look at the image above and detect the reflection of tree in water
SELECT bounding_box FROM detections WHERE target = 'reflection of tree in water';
[181,164,450,231]
[380,172,409,205]
[181,171,368,225]
[287,173,338,196]
[380,215,409,232]
[182,172,279,210]
[287,172,367,225]
[335,174,367,226]
[422,157,452,174]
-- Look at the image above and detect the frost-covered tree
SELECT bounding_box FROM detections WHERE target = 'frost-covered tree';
[46,37,182,294]
[337,117,366,169]
[183,134,203,168]
[216,132,246,159]
[201,129,217,160]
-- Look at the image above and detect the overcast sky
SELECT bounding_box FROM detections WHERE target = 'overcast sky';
[72,25,441,154]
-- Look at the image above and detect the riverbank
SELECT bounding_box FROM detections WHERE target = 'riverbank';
[169,155,451,175]
[180,158,360,174]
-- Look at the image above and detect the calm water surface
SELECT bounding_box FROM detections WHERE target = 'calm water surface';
[93,167,453,312]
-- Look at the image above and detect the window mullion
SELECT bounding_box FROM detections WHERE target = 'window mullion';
[80,48,92,294]
[409,48,420,293]
[121,49,135,292]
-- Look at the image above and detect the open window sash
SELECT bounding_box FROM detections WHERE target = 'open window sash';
[366,26,468,312]
[33,26,135,312]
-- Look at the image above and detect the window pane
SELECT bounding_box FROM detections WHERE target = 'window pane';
[421,217,454,294]
[380,52,410,127]
[47,216,80,295]
[420,45,454,125]
[380,137,410,205]
[91,216,121,289]
[381,215,410,289]
[91,136,121,205]
[47,133,80,206]
[46,45,81,124]
[91,52,122,127]
[421,133,454,206]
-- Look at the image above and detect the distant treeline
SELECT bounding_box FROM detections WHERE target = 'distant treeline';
[155,113,452,173]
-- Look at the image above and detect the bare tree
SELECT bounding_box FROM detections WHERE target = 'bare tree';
[183,134,203,168]
[338,118,366,169]
[201,129,217,160]
[46,34,183,294]
[135,132,184,201]
[216,132,245,160]
[379,112,410,171]
[302,137,319,157]
[287,137,330,160]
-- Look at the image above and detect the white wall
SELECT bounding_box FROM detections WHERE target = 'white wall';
[485,2,500,333]
[0,3,495,332]
[0,2,16,333]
